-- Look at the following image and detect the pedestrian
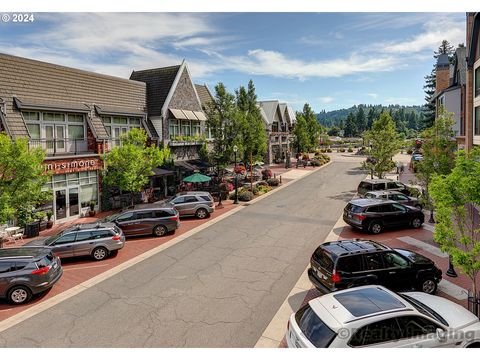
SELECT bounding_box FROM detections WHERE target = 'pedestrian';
[400,162,405,174]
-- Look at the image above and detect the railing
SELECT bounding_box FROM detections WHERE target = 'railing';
[29,138,89,156]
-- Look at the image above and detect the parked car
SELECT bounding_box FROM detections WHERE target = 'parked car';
[308,239,441,295]
[287,285,480,348]
[357,179,412,197]
[410,154,424,172]
[24,222,125,261]
[104,203,180,237]
[343,198,424,234]
[364,190,422,209]
[0,248,63,304]
[157,191,215,219]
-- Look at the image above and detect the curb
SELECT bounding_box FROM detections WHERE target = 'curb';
[0,159,332,334]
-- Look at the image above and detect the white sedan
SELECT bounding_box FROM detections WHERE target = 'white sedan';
[287,285,480,348]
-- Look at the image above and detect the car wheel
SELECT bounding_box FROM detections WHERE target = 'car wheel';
[92,246,108,261]
[8,286,32,305]
[466,342,480,348]
[195,208,208,219]
[369,222,383,234]
[153,225,167,237]
[412,217,423,228]
[419,277,437,294]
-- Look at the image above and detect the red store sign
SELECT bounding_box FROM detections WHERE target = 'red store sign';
[44,157,102,174]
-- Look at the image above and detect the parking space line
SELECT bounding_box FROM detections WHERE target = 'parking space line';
[397,235,448,258]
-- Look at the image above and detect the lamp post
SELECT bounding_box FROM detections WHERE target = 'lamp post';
[233,145,239,205]
[446,255,458,277]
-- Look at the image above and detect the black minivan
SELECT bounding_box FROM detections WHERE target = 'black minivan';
[308,239,442,295]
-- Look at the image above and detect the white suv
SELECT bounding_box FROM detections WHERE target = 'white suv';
[287,285,480,348]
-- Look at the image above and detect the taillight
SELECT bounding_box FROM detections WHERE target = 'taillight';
[354,214,366,221]
[112,234,121,241]
[331,271,341,283]
[31,265,51,275]
[169,216,179,221]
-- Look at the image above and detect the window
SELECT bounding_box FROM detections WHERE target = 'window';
[23,111,86,144]
[91,230,115,239]
[200,195,212,202]
[373,183,385,191]
[396,316,438,338]
[378,204,394,212]
[27,124,41,139]
[23,111,39,121]
[336,256,363,273]
[181,121,191,136]
[112,116,128,125]
[44,113,65,122]
[387,182,398,189]
[76,232,93,242]
[383,252,409,268]
[154,210,172,218]
[68,125,84,139]
[295,305,337,348]
[475,67,480,98]
[475,106,480,136]
[0,261,14,274]
[184,196,198,203]
[169,119,180,138]
[349,318,403,347]
[366,206,380,213]
[363,253,384,270]
[116,212,135,222]
[55,233,77,245]
[68,114,84,122]
[192,121,201,136]
[171,196,184,204]
[136,211,153,219]
[392,203,406,212]
[394,194,409,201]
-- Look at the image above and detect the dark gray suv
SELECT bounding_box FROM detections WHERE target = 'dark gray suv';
[0,248,63,304]
[24,222,125,261]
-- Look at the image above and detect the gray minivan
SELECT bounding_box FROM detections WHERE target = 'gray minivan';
[24,222,125,261]
[0,248,63,304]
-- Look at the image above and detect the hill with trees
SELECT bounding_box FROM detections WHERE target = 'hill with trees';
[317,104,425,138]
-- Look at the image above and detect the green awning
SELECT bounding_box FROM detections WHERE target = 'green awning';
[182,173,211,183]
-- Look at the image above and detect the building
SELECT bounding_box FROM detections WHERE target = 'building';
[465,12,480,150]
[257,100,296,164]
[130,61,209,165]
[432,46,467,148]
[0,53,157,222]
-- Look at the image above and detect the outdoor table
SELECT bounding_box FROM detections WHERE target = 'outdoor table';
[5,226,20,235]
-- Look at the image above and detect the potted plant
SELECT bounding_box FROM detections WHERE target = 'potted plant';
[46,210,54,229]
[35,211,47,231]
[89,201,97,217]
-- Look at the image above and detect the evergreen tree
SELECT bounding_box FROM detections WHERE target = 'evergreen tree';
[366,107,376,129]
[434,40,455,61]
[422,67,437,129]
[302,103,321,150]
[344,112,357,137]
[356,106,367,134]
[292,113,310,153]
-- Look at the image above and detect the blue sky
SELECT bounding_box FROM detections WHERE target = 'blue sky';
[0,12,466,112]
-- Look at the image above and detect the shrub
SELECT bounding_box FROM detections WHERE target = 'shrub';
[252,186,259,195]
[234,165,246,174]
[257,180,268,186]
[238,191,254,202]
[314,149,321,156]
[327,148,332,153]
[310,159,321,166]
[261,168,272,180]
[340,148,346,152]
[267,178,280,186]
[407,149,413,154]
[348,146,353,152]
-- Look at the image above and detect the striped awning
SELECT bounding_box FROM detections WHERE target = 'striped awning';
[193,111,207,121]
[169,108,207,121]
[169,108,188,120]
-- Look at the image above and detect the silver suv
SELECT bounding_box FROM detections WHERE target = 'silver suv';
[24,222,125,261]
[159,191,215,219]
[0,248,63,304]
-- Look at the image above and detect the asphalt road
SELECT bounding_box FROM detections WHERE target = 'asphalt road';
[0,154,366,347]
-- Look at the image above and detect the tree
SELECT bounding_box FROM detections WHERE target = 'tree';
[103,128,171,205]
[430,148,480,296]
[363,111,401,178]
[236,80,268,189]
[434,40,455,61]
[303,103,321,150]
[0,134,52,225]
[415,108,456,213]
[205,83,242,174]
[356,106,367,134]
[292,113,310,153]
[344,112,357,137]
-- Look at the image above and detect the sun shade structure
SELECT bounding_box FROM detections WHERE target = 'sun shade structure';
[182,173,211,183]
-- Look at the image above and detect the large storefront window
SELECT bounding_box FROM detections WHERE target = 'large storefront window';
[42,170,98,220]
[475,106,480,136]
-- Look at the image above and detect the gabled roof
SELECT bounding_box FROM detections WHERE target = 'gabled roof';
[194,84,214,108]
[287,105,297,124]
[130,64,181,117]
[257,100,284,125]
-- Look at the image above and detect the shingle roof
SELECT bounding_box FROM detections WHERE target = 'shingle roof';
[130,65,181,117]
[0,52,146,139]
[257,100,283,125]
[194,84,214,108]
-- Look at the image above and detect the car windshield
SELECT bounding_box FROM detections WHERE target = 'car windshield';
[295,305,337,347]
[398,293,449,326]
[102,214,119,222]
[44,232,63,246]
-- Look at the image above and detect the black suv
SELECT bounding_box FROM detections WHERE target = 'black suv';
[308,239,442,295]
[343,198,424,234]
[0,248,63,304]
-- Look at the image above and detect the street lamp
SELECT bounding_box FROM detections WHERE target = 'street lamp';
[233,145,239,205]
[446,255,458,277]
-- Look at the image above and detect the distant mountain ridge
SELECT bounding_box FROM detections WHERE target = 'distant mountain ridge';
[317,104,423,127]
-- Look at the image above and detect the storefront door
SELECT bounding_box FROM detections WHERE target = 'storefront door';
[55,187,79,220]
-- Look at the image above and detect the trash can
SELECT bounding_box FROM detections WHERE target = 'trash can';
[25,221,40,238]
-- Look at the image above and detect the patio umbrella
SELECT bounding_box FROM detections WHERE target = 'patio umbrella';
[182,173,211,183]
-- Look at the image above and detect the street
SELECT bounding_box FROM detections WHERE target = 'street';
[0,154,366,347]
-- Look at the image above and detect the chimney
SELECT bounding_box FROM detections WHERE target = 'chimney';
[436,53,450,94]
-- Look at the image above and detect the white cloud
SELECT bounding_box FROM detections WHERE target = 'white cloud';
[319,96,335,104]
[367,93,378,99]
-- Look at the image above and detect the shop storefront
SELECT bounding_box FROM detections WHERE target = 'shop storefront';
[42,157,102,221]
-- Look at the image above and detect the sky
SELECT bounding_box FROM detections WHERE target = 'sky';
[0,12,467,112]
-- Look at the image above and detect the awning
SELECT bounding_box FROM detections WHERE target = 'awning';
[193,111,207,121]
[169,108,188,120]
[94,105,146,117]
[181,110,198,121]
[152,168,174,176]
[14,97,90,113]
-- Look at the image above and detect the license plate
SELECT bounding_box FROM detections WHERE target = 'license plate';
[348,213,352,218]
[316,268,327,280]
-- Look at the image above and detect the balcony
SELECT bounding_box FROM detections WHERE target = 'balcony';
[29,138,90,156]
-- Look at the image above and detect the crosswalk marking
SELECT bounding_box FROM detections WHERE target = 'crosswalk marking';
[397,236,448,258]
